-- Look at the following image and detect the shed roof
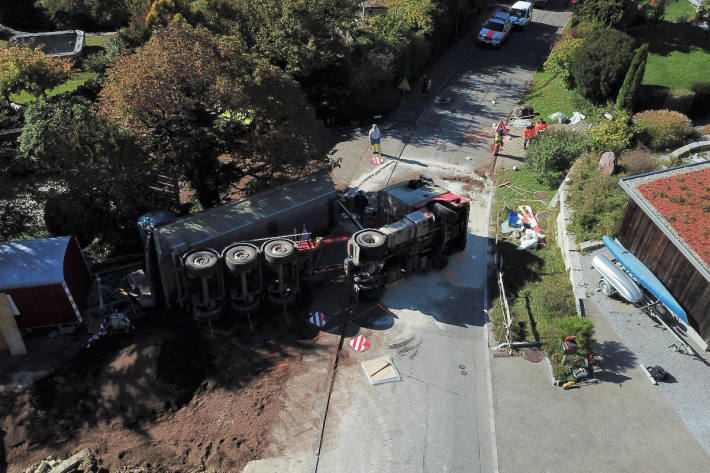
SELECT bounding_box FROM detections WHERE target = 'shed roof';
[619,160,710,282]
[0,236,72,289]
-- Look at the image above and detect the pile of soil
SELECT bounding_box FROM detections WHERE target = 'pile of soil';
[1,316,312,473]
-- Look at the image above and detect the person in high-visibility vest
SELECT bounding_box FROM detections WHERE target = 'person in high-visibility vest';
[369,124,382,154]
[535,119,548,134]
[492,131,504,156]
[523,123,535,150]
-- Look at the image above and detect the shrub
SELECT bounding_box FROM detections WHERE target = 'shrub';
[568,152,632,240]
[553,317,595,353]
[616,43,649,111]
[619,149,659,175]
[702,124,710,136]
[544,36,584,87]
[633,109,697,150]
[571,0,639,29]
[588,109,632,154]
[528,128,590,187]
[569,28,635,104]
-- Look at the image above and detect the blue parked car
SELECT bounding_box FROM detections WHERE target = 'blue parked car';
[477,16,512,48]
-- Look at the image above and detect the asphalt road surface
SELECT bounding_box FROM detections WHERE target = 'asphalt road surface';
[313,5,572,473]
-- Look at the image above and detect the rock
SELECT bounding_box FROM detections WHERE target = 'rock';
[35,461,51,473]
[598,152,616,175]
[48,449,90,473]
[513,104,535,117]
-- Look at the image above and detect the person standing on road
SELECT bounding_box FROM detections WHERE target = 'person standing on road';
[523,123,535,150]
[369,124,382,154]
[354,190,369,225]
[421,74,431,97]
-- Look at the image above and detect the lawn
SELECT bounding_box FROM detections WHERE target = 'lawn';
[10,71,97,104]
[489,167,585,378]
[640,20,710,93]
[661,0,696,22]
[84,34,107,48]
[520,71,601,123]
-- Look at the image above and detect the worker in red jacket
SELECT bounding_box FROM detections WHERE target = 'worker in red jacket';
[523,123,535,150]
[535,119,548,134]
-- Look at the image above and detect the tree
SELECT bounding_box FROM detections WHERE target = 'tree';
[19,95,167,249]
[616,43,649,111]
[0,45,71,101]
[571,0,640,29]
[569,28,635,104]
[35,0,133,29]
[99,19,330,207]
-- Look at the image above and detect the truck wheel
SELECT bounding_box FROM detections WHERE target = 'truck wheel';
[224,243,260,272]
[193,304,223,322]
[183,249,220,278]
[262,239,296,264]
[432,202,459,224]
[353,229,387,262]
[431,254,449,270]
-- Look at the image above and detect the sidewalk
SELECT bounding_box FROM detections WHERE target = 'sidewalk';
[492,301,710,472]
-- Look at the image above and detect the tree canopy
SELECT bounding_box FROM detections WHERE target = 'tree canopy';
[20,95,166,249]
[0,45,71,101]
[99,19,330,207]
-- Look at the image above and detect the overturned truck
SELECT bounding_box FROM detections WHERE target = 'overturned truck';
[134,174,468,321]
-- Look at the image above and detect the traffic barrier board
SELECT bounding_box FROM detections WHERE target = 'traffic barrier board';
[369,156,383,165]
[309,311,327,327]
[350,335,370,352]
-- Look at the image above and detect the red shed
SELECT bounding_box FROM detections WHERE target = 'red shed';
[0,236,92,329]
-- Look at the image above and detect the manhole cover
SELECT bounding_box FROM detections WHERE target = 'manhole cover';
[362,356,401,385]
[536,210,552,221]
[534,191,548,199]
[523,347,544,364]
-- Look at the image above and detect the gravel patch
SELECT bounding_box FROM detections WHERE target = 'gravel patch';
[581,247,710,455]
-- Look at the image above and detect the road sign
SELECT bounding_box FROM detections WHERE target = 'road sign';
[309,311,327,327]
[370,156,383,165]
[349,335,370,352]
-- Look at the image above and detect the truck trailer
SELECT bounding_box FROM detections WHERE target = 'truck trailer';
[132,174,469,321]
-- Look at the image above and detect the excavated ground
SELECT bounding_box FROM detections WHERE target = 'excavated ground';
[0,307,330,473]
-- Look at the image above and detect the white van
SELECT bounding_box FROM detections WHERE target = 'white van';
[509,1,533,28]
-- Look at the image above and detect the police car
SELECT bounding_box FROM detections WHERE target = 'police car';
[477,14,512,48]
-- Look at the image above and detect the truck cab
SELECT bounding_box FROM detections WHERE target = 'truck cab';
[509,1,533,29]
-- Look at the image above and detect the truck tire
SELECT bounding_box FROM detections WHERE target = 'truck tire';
[183,249,220,278]
[431,254,449,270]
[193,304,223,322]
[262,239,297,264]
[230,297,261,314]
[432,202,459,224]
[353,229,387,262]
[224,243,260,272]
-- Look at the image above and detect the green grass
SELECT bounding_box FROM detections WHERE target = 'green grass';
[84,34,107,48]
[661,0,695,22]
[489,167,584,379]
[520,71,601,123]
[640,20,710,92]
[10,71,97,104]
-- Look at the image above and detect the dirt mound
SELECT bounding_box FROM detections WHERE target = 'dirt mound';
[1,316,316,473]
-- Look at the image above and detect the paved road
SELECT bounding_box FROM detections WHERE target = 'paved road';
[314,5,572,473]
[331,4,570,191]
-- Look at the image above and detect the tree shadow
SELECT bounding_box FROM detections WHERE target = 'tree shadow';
[634,21,710,56]
[594,340,637,385]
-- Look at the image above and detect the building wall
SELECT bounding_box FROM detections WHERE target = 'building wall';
[617,200,710,341]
